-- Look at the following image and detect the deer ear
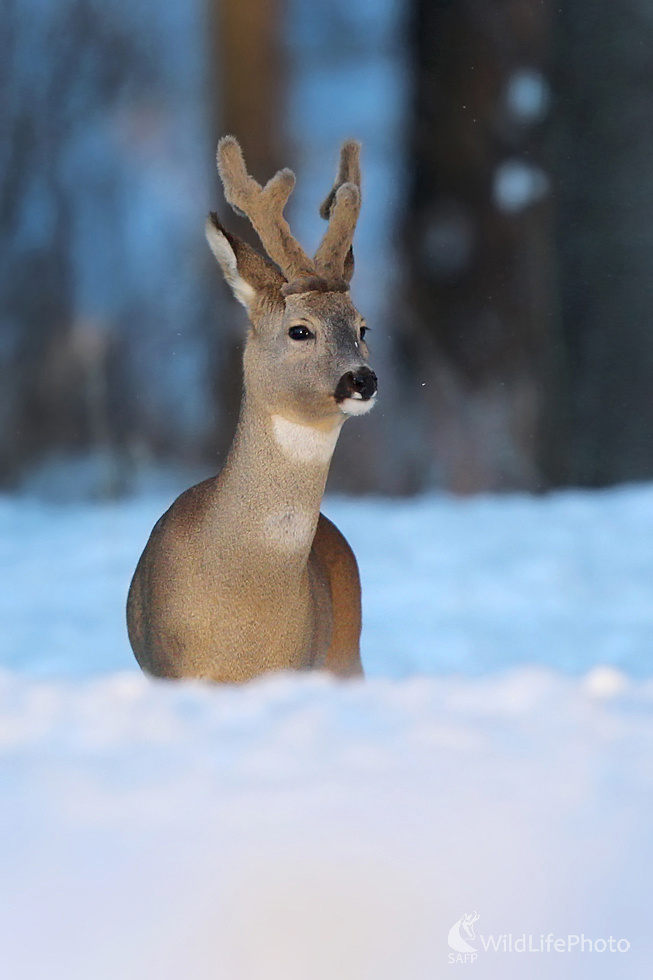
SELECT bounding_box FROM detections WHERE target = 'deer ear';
[205,212,286,309]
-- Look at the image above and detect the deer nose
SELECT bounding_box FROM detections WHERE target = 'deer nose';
[335,367,378,402]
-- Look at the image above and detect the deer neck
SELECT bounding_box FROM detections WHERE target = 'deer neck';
[214,393,343,562]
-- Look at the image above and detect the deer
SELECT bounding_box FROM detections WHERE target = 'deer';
[126,136,377,683]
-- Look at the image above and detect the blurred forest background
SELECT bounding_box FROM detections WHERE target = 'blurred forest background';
[2,0,652,499]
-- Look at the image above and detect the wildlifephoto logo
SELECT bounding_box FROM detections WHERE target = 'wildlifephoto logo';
[447,913,631,965]
[448,912,480,963]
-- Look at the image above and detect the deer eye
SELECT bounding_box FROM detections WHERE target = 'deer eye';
[288,325,314,341]
[360,326,368,340]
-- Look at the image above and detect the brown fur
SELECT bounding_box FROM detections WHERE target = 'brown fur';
[217,136,313,281]
[314,183,361,280]
[319,139,362,220]
[218,134,362,285]
[318,138,361,282]
[126,139,372,683]
[280,276,349,297]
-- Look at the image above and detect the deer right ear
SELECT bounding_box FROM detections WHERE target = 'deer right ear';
[205,213,286,310]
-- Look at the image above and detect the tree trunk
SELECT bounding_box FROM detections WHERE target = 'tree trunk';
[554,0,653,486]
[398,0,562,493]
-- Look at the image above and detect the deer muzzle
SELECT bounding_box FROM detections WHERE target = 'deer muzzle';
[334,367,378,403]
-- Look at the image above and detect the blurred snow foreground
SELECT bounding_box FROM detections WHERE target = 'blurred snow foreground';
[1,484,653,978]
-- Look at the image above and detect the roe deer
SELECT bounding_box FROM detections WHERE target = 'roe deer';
[127,136,376,683]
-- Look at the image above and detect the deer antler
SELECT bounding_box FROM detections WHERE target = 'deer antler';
[314,140,362,280]
[217,136,315,281]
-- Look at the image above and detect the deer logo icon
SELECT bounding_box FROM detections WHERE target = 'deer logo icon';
[448,912,480,953]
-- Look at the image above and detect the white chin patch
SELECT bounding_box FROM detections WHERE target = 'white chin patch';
[339,393,377,417]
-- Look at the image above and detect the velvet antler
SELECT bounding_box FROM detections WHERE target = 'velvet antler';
[217,136,315,281]
[217,136,362,288]
[314,140,362,281]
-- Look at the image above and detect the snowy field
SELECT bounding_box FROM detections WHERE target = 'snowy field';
[1,484,653,977]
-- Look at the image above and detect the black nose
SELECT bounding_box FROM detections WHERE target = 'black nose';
[335,367,378,402]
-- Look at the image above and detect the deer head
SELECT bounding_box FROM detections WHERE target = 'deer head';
[206,137,377,429]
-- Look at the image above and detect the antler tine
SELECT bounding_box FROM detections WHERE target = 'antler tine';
[319,140,361,220]
[217,136,314,281]
[315,140,362,280]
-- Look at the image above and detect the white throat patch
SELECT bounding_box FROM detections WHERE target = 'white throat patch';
[271,415,341,464]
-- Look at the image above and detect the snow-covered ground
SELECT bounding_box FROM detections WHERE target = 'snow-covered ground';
[5,483,653,679]
[1,484,653,978]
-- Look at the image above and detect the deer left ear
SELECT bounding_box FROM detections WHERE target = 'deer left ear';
[205,212,286,309]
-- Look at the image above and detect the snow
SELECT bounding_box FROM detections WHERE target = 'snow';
[2,484,653,977]
[4,482,653,679]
